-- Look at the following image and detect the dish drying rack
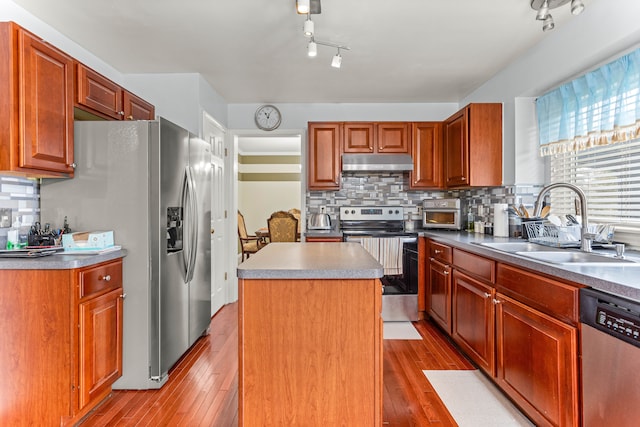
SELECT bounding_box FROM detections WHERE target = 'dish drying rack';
[524,221,615,248]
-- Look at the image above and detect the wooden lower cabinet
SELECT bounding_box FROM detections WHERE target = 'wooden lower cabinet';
[428,258,452,334]
[452,270,495,376]
[495,293,579,427]
[0,258,124,426]
[239,277,382,426]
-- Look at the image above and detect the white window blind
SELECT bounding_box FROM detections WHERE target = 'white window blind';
[550,138,640,231]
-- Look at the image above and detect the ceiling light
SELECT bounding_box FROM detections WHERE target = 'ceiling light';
[536,0,549,20]
[303,15,314,38]
[331,50,342,68]
[296,0,310,14]
[530,0,584,32]
[571,0,585,15]
[542,14,555,31]
[307,40,317,57]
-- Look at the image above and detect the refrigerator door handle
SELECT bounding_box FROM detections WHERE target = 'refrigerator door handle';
[187,166,199,283]
[181,167,193,282]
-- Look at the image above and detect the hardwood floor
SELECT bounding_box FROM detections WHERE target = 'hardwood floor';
[80,303,473,426]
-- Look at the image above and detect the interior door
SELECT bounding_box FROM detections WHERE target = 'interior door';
[204,113,227,316]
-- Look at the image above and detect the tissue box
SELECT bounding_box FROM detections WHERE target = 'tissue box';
[62,231,114,250]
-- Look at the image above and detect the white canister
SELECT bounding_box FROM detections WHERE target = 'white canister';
[493,203,509,237]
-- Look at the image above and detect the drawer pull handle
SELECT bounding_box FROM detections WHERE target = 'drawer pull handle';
[100,274,111,282]
[434,249,442,254]
[119,293,127,299]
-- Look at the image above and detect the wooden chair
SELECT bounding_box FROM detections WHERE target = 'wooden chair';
[267,211,299,242]
[238,211,266,261]
[287,208,302,239]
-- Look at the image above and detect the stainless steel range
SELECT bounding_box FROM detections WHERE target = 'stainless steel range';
[340,206,419,321]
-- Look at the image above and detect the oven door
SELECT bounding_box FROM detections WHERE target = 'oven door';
[422,209,461,229]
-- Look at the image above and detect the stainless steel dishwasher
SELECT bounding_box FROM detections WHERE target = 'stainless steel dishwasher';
[580,288,640,426]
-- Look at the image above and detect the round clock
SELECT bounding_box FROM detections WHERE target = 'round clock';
[254,104,282,131]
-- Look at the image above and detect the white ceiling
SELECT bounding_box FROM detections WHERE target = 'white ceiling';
[12,0,586,104]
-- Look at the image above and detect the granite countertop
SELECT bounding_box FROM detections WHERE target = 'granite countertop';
[237,242,383,279]
[0,249,127,270]
[420,231,640,302]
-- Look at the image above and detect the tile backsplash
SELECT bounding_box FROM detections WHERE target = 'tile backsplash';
[0,176,40,248]
[306,171,543,225]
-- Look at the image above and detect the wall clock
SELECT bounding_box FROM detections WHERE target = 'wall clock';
[254,104,282,131]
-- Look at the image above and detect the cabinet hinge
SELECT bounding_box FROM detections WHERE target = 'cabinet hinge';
[224,210,227,219]
[224,148,228,157]
[224,272,228,280]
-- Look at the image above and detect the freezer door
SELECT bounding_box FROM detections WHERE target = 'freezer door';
[187,135,212,345]
[153,118,191,379]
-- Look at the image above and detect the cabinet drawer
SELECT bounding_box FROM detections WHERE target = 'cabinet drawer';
[496,263,580,325]
[79,260,123,299]
[429,240,452,264]
[453,249,495,283]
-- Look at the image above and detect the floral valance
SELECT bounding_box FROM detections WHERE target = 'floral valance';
[536,48,640,156]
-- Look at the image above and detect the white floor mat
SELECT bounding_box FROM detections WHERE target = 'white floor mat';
[383,322,422,340]
[423,370,534,426]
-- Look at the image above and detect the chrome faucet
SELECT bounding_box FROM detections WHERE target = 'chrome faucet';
[533,182,594,252]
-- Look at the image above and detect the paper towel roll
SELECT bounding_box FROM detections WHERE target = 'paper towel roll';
[493,203,509,237]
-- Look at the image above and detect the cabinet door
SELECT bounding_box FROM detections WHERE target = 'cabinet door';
[495,293,579,427]
[19,29,75,175]
[444,108,469,187]
[76,63,123,119]
[410,122,442,188]
[376,122,410,153]
[123,90,155,120]
[452,270,495,375]
[428,258,452,334]
[343,122,375,153]
[78,287,123,410]
[308,123,342,190]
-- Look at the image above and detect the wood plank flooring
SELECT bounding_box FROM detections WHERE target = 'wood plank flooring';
[80,303,473,426]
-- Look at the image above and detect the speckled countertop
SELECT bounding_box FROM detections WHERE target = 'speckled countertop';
[0,249,127,270]
[420,231,640,302]
[237,242,383,279]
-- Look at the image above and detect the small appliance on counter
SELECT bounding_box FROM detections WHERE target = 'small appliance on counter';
[307,207,332,230]
[422,198,462,230]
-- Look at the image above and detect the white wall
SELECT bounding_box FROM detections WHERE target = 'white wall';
[461,0,640,185]
[227,103,460,130]
[238,182,301,234]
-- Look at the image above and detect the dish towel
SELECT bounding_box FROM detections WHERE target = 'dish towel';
[359,237,403,275]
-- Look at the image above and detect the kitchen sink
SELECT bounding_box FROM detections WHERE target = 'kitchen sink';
[474,241,559,253]
[515,251,639,266]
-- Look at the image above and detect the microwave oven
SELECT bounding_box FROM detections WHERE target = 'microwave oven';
[422,198,462,230]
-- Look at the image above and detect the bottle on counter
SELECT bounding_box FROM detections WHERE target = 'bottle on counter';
[467,208,474,232]
[6,217,20,249]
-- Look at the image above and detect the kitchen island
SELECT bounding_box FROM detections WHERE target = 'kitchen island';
[237,242,383,426]
[0,249,126,426]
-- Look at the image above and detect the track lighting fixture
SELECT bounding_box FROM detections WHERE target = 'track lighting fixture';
[530,0,585,31]
[571,0,585,15]
[303,15,314,38]
[307,39,317,57]
[331,49,342,68]
[296,0,310,14]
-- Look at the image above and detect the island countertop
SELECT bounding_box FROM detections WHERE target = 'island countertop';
[0,249,127,270]
[237,242,383,279]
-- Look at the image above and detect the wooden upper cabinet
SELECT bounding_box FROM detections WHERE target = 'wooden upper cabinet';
[410,122,442,189]
[376,122,410,153]
[308,122,342,190]
[123,90,155,120]
[76,63,155,121]
[343,122,375,153]
[444,103,502,188]
[343,122,410,154]
[0,22,75,178]
[76,63,123,119]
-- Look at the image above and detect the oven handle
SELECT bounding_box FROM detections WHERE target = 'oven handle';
[344,235,417,244]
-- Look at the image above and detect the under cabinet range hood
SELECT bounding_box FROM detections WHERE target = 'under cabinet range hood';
[341,154,414,172]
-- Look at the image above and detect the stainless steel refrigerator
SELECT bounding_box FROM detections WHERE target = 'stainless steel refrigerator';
[40,117,212,389]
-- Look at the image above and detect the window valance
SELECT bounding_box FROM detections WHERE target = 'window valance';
[536,48,640,156]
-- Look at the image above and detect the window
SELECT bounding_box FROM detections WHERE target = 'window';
[549,137,640,239]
